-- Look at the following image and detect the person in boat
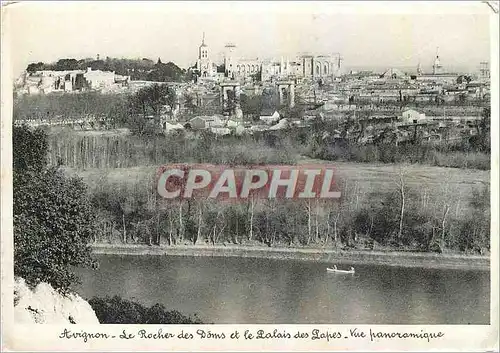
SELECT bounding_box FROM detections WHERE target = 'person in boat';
[333,265,337,270]
[350,267,354,272]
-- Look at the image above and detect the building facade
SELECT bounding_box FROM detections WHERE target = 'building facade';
[217,41,342,81]
[20,68,127,94]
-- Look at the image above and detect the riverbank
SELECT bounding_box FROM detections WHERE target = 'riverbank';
[91,243,490,271]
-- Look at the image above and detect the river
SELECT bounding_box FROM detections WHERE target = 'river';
[76,254,490,324]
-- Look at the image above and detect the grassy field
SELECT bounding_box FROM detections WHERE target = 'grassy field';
[301,159,489,196]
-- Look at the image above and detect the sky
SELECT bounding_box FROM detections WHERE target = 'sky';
[3,1,494,76]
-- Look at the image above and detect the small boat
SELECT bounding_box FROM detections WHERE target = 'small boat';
[327,265,355,274]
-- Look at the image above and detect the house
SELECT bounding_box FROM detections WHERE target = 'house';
[164,122,185,133]
[381,68,406,79]
[259,109,280,125]
[210,127,231,136]
[401,109,426,124]
[269,118,289,130]
[225,119,240,128]
[249,125,269,132]
[188,115,224,129]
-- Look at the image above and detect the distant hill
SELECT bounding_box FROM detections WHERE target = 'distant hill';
[26,57,188,82]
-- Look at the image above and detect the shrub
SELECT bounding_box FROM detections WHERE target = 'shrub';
[13,125,96,291]
[89,296,203,324]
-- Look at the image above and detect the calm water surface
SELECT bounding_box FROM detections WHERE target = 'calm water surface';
[76,255,490,324]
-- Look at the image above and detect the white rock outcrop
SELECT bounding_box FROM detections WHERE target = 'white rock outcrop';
[14,277,99,324]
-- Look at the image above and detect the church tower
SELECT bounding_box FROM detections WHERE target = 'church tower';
[432,47,443,75]
[197,32,212,77]
[224,43,237,79]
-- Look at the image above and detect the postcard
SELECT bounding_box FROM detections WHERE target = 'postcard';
[1,1,498,351]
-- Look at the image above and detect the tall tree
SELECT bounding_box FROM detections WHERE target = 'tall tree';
[127,83,177,135]
[13,126,96,291]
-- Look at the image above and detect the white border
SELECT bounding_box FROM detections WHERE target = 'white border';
[1,2,498,352]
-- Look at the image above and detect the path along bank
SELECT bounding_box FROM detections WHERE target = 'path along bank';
[91,244,490,271]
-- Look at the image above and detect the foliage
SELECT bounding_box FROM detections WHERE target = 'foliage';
[86,163,490,254]
[240,94,263,120]
[147,61,186,82]
[126,83,177,136]
[184,93,197,114]
[26,57,187,82]
[13,93,129,129]
[13,126,96,291]
[12,125,49,171]
[89,296,203,324]
[304,132,491,170]
[48,131,298,169]
[261,88,280,110]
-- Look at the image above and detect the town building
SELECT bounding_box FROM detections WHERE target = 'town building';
[198,36,343,82]
[416,51,459,84]
[188,115,224,129]
[19,68,129,95]
[401,109,426,124]
[196,33,217,78]
[479,61,490,81]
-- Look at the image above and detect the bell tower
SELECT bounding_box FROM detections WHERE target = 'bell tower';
[197,32,212,77]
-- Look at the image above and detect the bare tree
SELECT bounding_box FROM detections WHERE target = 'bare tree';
[196,202,203,245]
[441,203,450,249]
[248,197,256,241]
[315,199,320,243]
[178,201,184,243]
[305,200,312,245]
[396,167,407,244]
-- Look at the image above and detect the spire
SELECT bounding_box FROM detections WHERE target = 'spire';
[200,32,207,48]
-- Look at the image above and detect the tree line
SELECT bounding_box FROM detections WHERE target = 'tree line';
[88,166,489,255]
[26,57,188,82]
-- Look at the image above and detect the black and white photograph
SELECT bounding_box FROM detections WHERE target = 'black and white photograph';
[1,1,498,351]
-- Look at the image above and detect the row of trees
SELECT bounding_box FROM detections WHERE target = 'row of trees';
[88,167,489,255]
[13,92,129,127]
[14,83,179,135]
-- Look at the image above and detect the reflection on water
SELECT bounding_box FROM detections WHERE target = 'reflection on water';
[76,255,490,324]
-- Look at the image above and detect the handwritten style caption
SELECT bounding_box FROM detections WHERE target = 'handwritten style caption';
[59,327,445,344]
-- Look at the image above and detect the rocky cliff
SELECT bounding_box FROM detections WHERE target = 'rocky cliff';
[14,277,99,324]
